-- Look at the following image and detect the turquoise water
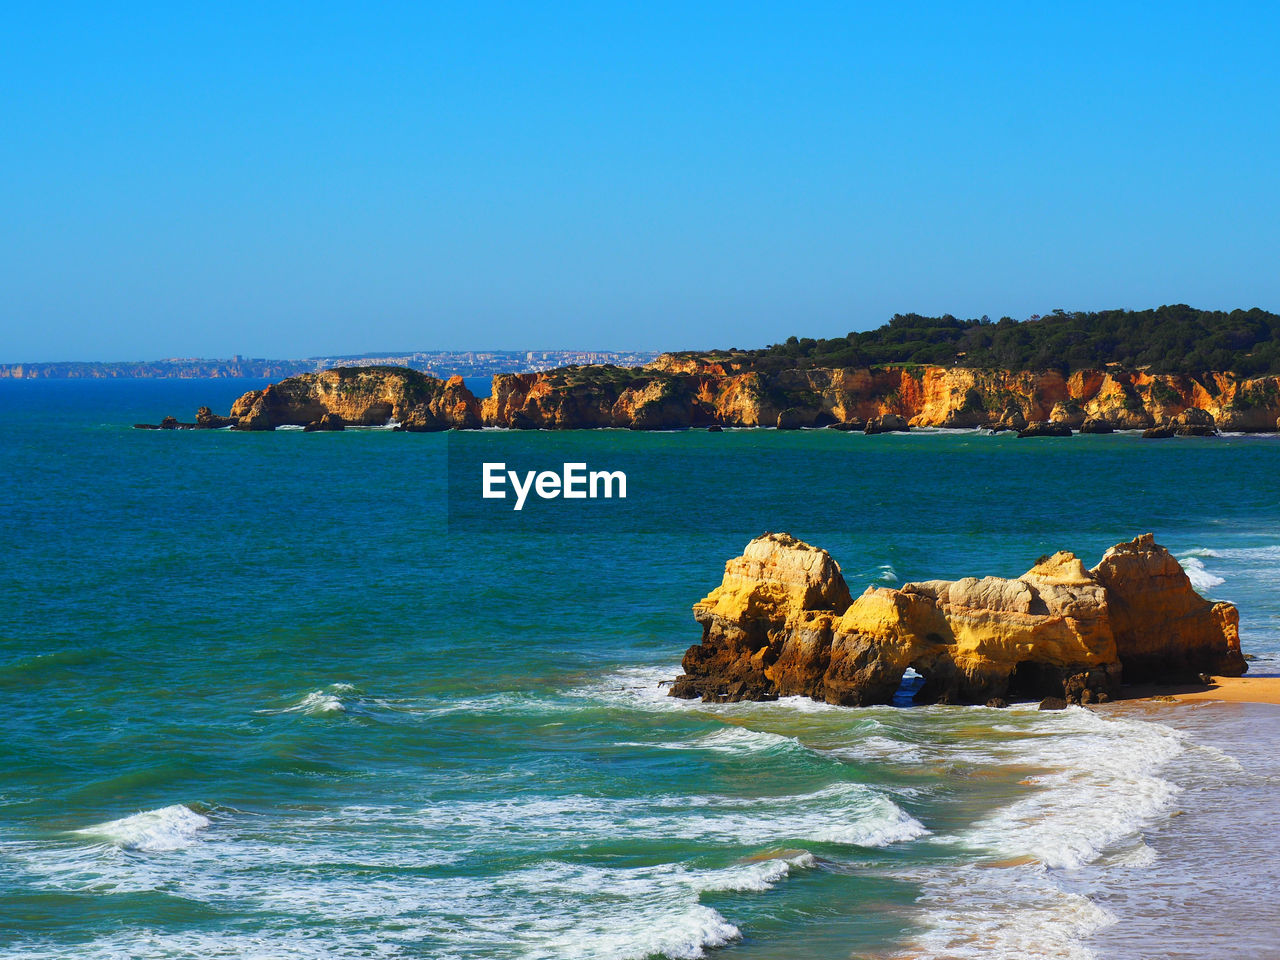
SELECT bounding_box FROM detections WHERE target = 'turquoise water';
[2,380,1279,959]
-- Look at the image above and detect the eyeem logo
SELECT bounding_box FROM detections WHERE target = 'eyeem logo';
[482,462,627,511]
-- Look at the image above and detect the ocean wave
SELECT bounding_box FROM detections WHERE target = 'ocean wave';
[73,803,210,853]
[0,646,111,683]
[877,707,1188,959]
[15,813,812,960]
[953,709,1184,869]
[1178,547,1222,558]
[617,724,804,757]
[1208,543,1280,563]
[259,684,354,716]
[894,864,1116,960]
[1178,556,1225,592]
[408,780,924,850]
[570,664,858,717]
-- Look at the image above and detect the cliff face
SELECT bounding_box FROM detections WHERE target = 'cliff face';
[483,363,1280,431]
[153,362,1280,431]
[670,533,1245,707]
[228,367,481,431]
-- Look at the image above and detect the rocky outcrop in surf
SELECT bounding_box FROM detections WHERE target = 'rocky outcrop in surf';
[669,533,1246,707]
[1091,534,1245,682]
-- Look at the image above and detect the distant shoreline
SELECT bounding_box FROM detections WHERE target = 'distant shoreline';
[0,349,659,381]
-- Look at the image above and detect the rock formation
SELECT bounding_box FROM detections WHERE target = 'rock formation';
[303,412,345,432]
[673,533,851,702]
[670,533,1246,707]
[1092,534,1246,682]
[480,361,1280,431]
[864,414,910,434]
[195,406,236,429]
[1170,408,1218,436]
[226,367,481,431]
[1017,421,1072,438]
[153,360,1280,432]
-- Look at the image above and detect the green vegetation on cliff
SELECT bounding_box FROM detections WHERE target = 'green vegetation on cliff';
[717,305,1280,376]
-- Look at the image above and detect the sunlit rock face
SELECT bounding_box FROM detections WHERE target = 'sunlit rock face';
[671,533,1245,707]
[229,368,480,431]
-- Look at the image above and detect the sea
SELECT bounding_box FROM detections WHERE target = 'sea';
[2,378,1278,960]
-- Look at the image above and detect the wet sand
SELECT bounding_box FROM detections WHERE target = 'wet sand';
[1080,698,1280,960]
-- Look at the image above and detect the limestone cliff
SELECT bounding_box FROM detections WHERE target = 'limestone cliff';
[154,362,1280,432]
[483,362,1280,432]
[671,533,1245,707]
[227,367,480,431]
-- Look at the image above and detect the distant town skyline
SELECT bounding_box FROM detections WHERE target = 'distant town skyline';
[0,349,664,379]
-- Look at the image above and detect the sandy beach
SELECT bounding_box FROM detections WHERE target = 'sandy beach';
[1122,674,1280,704]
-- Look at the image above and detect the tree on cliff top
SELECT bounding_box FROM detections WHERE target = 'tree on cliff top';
[735,305,1280,376]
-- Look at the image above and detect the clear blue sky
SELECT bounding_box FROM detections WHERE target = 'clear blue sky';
[2,1,1278,360]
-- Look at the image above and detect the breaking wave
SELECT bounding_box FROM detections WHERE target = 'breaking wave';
[73,804,210,853]
[1178,555,1225,592]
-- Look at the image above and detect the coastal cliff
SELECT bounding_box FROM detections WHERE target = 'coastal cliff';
[670,533,1246,707]
[226,367,480,430]
[480,361,1280,432]
[143,361,1280,432]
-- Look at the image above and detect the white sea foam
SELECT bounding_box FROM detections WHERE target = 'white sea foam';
[951,708,1184,869]
[1179,546,1221,558]
[1178,555,1225,592]
[618,724,803,757]
[74,804,210,853]
[15,809,814,960]
[14,660,1212,960]
[878,563,899,583]
[289,690,346,714]
[696,725,798,753]
[408,780,924,850]
[895,864,1117,960]
[887,707,1187,960]
[1212,544,1280,561]
[259,685,353,715]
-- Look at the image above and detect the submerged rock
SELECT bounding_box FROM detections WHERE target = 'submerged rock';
[1017,421,1072,438]
[1079,416,1116,434]
[826,418,867,431]
[864,414,910,434]
[303,412,345,432]
[195,406,235,429]
[670,532,1246,708]
[134,416,196,430]
[1172,408,1218,437]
